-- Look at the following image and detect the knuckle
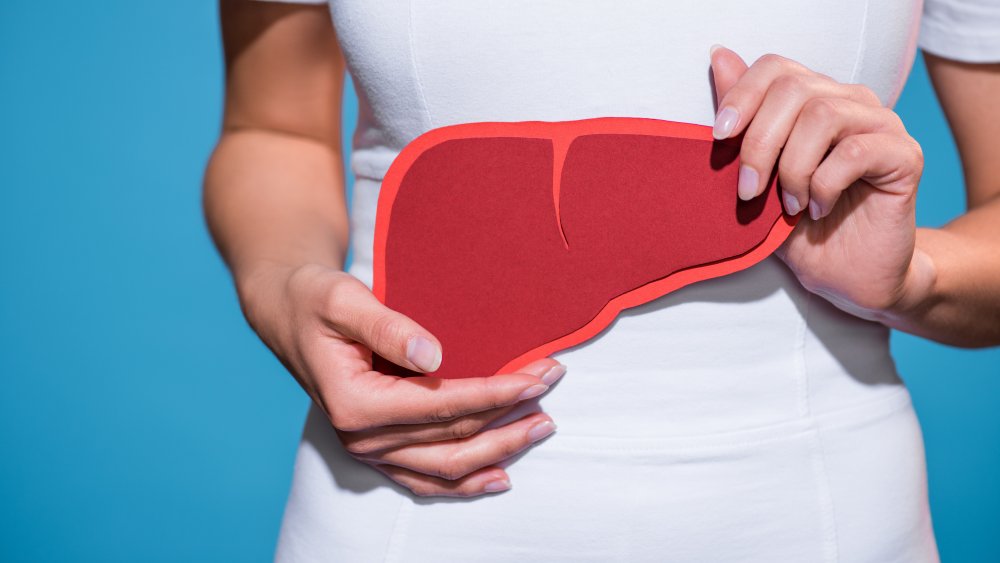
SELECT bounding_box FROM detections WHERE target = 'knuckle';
[427,401,459,424]
[879,108,905,131]
[329,409,368,433]
[438,454,469,481]
[772,73,807,96]
[367,313,405,352]
[909,140,925,170]
[810,170,837,198]
[452,417,484,440]
[913,143,924,172]
[802,97,840,123]
[322,278,357,325]
[852,83,882,106]
[777,157,811,190]
[840,136,869,162]
[741,131,773,156]
[758,53,809,75]
[477,377,505,409]
[343,437,379,456]
[407,482,434,497]
[499,436,523,460]
[756,52,786,68]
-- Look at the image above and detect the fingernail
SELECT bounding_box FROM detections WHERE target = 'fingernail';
[710,43,724,57]
[713,106,739,139]
[483,479,511,493]
[527,419,557,442]
[517,384,548,401]
[738,165,759,200]
[406,335,441,372]
[808,200,822,220]
[783,193,802,215]
[540,365,566,386]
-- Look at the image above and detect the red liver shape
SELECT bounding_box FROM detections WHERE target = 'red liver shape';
[372,117,797,379]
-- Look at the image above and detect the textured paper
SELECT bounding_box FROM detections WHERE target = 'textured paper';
[372,117,797,379]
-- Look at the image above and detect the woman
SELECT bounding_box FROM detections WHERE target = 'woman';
[203,0,1000,560]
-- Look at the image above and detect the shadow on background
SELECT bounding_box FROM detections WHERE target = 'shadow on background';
[0,1,997,561]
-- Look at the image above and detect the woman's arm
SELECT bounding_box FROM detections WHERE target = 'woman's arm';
[204,0,563,497]
[885,54,1000,347]
[205,0,350,296]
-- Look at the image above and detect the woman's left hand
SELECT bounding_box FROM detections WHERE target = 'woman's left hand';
[709,45,935,321]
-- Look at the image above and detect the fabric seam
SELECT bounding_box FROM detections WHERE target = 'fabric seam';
[407,0,435,131]
[809,424,841,562]
[382,495,415,563]
[848,0,871,83]
[795,283,812,418]
[799,291,840,561]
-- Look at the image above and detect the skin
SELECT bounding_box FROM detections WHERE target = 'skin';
[710,46,1000,346]
[206,1,563,498]
[205,1,1000,497]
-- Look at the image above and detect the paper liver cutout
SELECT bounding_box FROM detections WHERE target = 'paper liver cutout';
[372,117,797,379]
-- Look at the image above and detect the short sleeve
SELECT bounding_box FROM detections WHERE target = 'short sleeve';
[918,0,1000,62]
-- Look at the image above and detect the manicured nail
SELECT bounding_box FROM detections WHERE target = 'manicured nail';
[738,165,759,200]
[713,106,739,139]
[782,193,802,215]
[527,419,557,442]
[406,335,441,372]
[710,43,724,57]
[517,384,548,401]
[540,365,566,386]
[808,200,822,220]
[483,479,511,493]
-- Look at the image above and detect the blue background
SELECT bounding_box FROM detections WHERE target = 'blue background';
[1,1,997,561]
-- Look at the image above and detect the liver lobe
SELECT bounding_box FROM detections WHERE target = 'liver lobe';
[373,120,790,379]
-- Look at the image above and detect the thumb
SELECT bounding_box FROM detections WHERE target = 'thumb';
[709,44,749,110]
[326,277,443,373]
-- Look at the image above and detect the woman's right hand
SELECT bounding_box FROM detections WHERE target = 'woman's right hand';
[237,262,566,498]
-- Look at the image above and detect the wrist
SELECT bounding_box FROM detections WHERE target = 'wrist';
[235,258,295,305]
[873,243,940,327]
[230,260,297,338]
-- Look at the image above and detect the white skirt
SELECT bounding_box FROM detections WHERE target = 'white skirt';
[275,190,939,561]
[276,385,935,562]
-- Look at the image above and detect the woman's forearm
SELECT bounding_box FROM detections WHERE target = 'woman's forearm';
[876,55,1000,348]
[209,0,348,299]
[879,197,1000,347]
[202,127,349,297]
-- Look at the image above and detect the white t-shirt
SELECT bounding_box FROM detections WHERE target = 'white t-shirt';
[261,0,1000,64]
[919,0,1000,62]
[240,1,998,561]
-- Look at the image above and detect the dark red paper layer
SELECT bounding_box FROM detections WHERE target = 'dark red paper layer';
[372,118,796,379]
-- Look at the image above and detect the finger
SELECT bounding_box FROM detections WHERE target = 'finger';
[340,403,520,455]
[330,357,565,431]
[712,52,811,140]
[713,52,880,142]
[359,412,557,481]
[372,463,513,498]
[778,98,904,214]
[736,75,849,200]
[321,273,442,373]
[709,44,750,110]
[808,132,922,219]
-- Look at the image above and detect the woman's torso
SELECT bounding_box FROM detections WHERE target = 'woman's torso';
[276,2,938,561]
[339,0,922,435]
